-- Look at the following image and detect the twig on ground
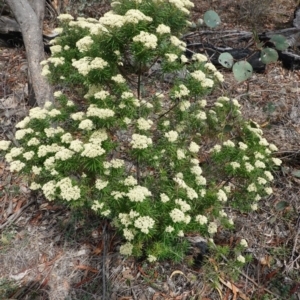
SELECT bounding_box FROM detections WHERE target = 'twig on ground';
[219,253,282,299]
[102,221,108,300]
[284,214,300,273]
[0,198,36,230]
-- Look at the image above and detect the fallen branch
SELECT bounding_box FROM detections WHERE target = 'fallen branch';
[0,198,36,230]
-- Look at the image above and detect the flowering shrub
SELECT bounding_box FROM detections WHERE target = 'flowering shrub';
[0,0,281,263]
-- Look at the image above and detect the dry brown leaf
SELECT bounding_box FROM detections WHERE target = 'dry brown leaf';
[218,277,250,300]
[122,269,135,280]
[75,264,98,273]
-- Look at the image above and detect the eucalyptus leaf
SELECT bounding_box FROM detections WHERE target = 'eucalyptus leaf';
[218,52,234,68]
[261,48,279,64]
[270,34,289,51]
[232,61,253,82]
[203,10,221,28]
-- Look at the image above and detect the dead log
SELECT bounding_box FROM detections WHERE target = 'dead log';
[184,26,300,72]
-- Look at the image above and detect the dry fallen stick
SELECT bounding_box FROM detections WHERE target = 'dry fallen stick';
[219,253,282,299]
[0,198,36,230]
[284,214,300,273]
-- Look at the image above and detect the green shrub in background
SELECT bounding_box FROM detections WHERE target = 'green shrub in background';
[0,0,281,264]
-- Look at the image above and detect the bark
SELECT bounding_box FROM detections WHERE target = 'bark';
[5,0,53,107]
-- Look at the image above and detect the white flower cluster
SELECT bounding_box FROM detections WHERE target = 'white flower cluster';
[9,160,26,172]
[119,242,133,256]
[91,200,104,211]
[190,70,206,81]
[89,129,108,143]
[81,143,105,158]
[76,36,94,52]
[124,176,138,186]
[47,57,65,67]
[37,144,60,158]
[160,193,170,203]
[223,140,235,147]
[44,127,64,138]
[61,133,73,143]
[165,53,178,63]
[165,225,174,233]
[57,177,81,201]
[130,134,152,149]
[175,198,191,212]
[230,162,240,169]
[29,107,48,119]
[71,112,85,121]
[179,100,190,112]
[169,208,185,223]
[195,110,207,120]
[147,255,157,262]
[127,185,152,202]
[86,105,115,119]
[110,159,124,168]
[94,90,110,100]
[208,221,218,234]
[50,45,62,54]
[79,119,94,130]
[170,36,186,51]
[69,140,84,152]
[156,24,171,34]
[133,31,158,49]
[125,9,152,23]
[168,0,194,14]
[27,137,40,146]
[174,84,190,98]
[42,180,57,200]
[237,255,245,263]
[244,162,254,172]
[15,116,30,128]
[4,147,23,163]
[176,149,185,160]
[205,62,217,72]
[192,53,208,62]
[134,216,155,234]
[55,148,74,160]
[72,57,108,76]
[214,71,224,82]
[112,74,126,84]
[165,130,178,142]
[189,141,200,153]
[57,14,74,21]
[23,151,35,160]
[15,128,34,140]
[123,228,134,241]
[95,179,108,190]
[240,239,248,247]
[238,142,248,150]
[32,166,42,175]
[137,118,153,130]
[98,8,152,30]
[44,157,55,170]
[190,165,202,176]
[195,214,208,225]
[30,182,41,190]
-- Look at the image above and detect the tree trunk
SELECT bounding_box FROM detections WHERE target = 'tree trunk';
[5,0,53,107]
